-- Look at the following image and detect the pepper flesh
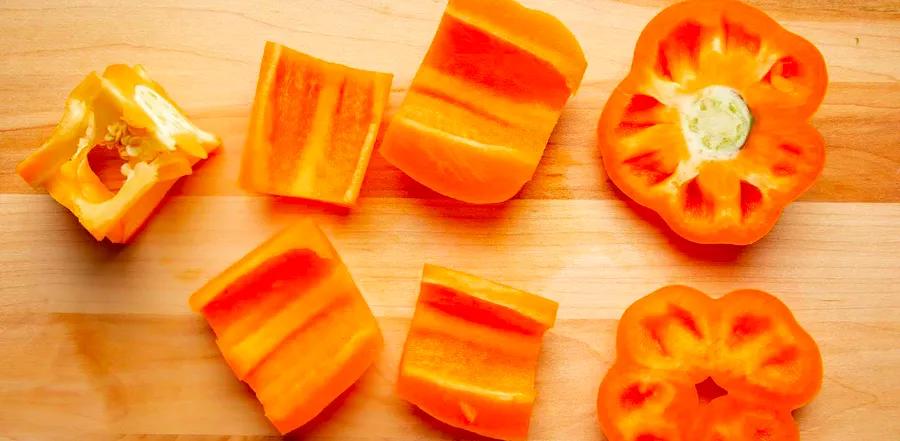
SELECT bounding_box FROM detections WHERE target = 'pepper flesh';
[597,0,827,244]
[17,65,220,243]
[240,41,392,206]
[597,286,822,441]
[189,221,382,434]
[397,264,558,440]
[379,0,587,204]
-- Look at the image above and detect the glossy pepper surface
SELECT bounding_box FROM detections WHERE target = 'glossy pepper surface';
[397,265,558,440]
[17,65,220,243]
[597,285,822,441]
[598,0,827,244]
[190,221,382,434]
[379,0,587,204]
[241,41,392,206]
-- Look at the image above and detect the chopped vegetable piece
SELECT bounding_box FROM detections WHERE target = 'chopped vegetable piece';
[397,264,558,440]
[597,286,822,441]
[17,65,220,243]
[240,41,392,206]
[597,0,827,244]
[379,0,587,204]
[189,221,382,434]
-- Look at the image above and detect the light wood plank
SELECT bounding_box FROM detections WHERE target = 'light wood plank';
[2,196,899,320]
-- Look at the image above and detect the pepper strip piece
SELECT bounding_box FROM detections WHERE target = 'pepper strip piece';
[379,0,587,204]
[598,0,827,244]
[17,65,220,243]
[189,221,382,435]
[597,286,822,441]
[240,41,392,206]
[397,265,558,440]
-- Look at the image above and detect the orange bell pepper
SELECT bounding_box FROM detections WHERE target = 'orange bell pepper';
[397,265,558,440]
[240,41,392,206]
[190,221,382,434]
[597,286,822,441]
[379,0,587,204]
[597,0,827,244]
[17,65,220,243]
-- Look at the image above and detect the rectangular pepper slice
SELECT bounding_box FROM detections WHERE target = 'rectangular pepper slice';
[16,65,221,243]
[240,41,393,206]
[189,221,382,435]
[397,264,558,441]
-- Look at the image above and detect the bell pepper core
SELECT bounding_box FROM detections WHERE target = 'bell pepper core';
[597,0,828,244]
[679,86,752,159]
[16,65,220,243]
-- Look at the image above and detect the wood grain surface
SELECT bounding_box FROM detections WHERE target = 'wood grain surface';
[1,0,898,440]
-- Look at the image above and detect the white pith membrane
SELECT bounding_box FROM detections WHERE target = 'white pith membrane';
[134,84,217,152]
[669,85,752,187]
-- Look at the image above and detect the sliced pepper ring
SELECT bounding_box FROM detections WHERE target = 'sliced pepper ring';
[598,0,827,244]
[598,286,822,441]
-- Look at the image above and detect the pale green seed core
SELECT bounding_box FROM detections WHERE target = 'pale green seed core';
[679,86,752,160]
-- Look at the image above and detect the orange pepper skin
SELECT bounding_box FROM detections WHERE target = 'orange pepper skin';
[690,397,799,441]
[189,221,382,435]
[17,65,220,243]
[598,0,827,244]
[240,41,392,207]
[397,265,558,440]
[597,286,822,441]
[379,0,587,204]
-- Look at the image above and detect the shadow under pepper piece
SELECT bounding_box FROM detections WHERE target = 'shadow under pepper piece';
[597,285,822,441]
[397,264,558,440]
[598,0,827,244]
[189,221,382,434]
[17,65,221,243]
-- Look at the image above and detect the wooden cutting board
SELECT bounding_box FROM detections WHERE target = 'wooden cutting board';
[1,1,898,439]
